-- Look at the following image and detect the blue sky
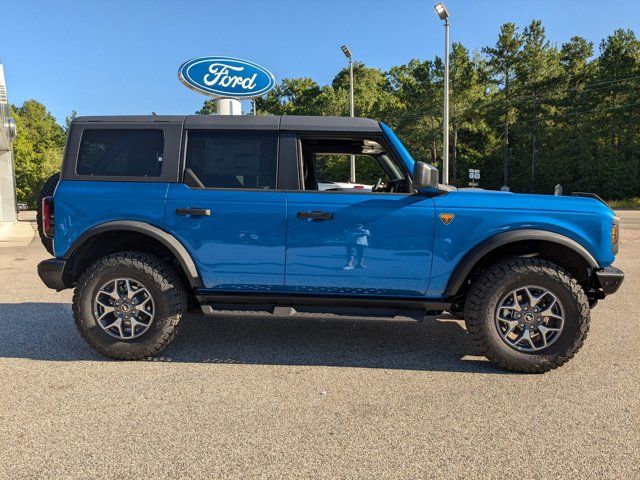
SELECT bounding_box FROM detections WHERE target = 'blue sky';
[2,0,640,123]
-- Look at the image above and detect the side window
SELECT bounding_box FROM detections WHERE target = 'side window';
[299,138,407,193]
[185,131,277,189]
[315,154,389,190]
[77,129,164,177]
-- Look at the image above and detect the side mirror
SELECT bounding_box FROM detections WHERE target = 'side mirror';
[412,161,439,191]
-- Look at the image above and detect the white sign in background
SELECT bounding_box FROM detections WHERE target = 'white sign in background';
[468,169,480,180]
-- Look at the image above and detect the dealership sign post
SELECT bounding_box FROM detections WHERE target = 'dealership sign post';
[178,57,275,115]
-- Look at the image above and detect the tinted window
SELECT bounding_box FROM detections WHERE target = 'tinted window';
[77,129,164,177]
[185,131,277,189]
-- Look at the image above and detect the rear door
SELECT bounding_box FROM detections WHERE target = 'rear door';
[165,129,287,291]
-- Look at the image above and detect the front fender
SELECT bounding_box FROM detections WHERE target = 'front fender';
[442,229,599,296]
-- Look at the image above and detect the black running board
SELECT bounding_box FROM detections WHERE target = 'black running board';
[196,293,450,319]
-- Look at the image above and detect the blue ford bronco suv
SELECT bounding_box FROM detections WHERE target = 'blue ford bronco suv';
[37,115,623,372]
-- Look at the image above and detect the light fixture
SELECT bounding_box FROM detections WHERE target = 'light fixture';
[434,1,450,184]
[340,44,356,182]
[434,2,449,20]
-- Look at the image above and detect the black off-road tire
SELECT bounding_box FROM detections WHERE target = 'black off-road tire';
[72,252,187,360]
[464,257,590,373]
[36,172,60,255]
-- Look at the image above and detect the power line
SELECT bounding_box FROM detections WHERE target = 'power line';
[485,100,640,129]
[388,99,640,136]
[389,74,640,123]
[458,77,637,112]
[480,73,640,105]
[389,78,640,125]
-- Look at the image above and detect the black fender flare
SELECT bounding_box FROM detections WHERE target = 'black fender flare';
[443,229,599,296]
[64,220,203,288]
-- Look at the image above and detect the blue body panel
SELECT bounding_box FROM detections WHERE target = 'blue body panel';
[428,190,616,296]
[52,125,617,302]
[54,180,169,257]
[164,184,286,291]
[284,192,435,296]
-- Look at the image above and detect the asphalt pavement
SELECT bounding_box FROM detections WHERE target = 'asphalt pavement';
[618,209,640,229]
[0,213,638,479]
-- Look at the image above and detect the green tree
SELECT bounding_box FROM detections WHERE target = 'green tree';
[448,44,492,185]
[387,59,441,165]
[65,110,78,131]
[197,99,217,115]
[10,100,66,207]
[332,62,401,120]
[193,21,640,200]
[483,23,524,189]
[257,77,340,116]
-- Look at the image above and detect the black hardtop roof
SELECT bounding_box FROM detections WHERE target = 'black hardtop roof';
[72,115,382,133]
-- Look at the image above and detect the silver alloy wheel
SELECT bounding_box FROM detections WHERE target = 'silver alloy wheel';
[93,278,155,340]
[495,285,565,352]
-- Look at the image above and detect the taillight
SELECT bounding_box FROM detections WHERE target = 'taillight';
[42,196,54,238]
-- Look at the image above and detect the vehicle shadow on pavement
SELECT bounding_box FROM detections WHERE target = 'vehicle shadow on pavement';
[0,302,505,374]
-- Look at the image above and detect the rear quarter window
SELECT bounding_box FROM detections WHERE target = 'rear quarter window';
[76,129,164,177]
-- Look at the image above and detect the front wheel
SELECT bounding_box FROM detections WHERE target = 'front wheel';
[464,257,590,373]
[72,252,187,359]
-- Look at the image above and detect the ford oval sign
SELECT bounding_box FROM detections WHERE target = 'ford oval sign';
[178,57,275,98]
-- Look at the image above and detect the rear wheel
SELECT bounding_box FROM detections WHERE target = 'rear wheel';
[464,257,590,373]
[36,172,60,255]
[72,252,187,359]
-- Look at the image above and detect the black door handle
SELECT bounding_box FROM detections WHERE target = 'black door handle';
[297,210,333,221]
[175,208,211,216]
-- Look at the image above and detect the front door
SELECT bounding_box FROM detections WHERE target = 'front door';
[285,192,435,296]
[284,136,435,297]
[165,130,286,291]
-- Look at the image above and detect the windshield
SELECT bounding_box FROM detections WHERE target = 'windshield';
[379,122,416,173]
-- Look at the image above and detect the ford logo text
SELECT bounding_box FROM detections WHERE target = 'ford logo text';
[178,57,275,98]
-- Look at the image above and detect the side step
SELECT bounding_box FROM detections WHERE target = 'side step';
[196,293,450,322]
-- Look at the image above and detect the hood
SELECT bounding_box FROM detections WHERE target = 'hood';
[435,189,613,217]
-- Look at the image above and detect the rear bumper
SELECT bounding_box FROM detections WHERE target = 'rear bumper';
[594,266,624,295]
[37,258,67,291]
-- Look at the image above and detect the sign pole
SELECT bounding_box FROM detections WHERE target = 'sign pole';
[216,98,242,115]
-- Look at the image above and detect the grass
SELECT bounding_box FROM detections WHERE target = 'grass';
[606,197,640,209]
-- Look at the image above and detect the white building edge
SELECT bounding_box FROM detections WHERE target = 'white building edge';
[0,60,17,223]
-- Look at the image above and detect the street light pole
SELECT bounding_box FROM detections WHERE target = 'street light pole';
[434,3,450,185]
[342,44,356,183]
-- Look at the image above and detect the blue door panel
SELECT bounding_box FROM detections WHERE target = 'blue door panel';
[285,193,435,297]
[165,184,286,290]
[54,180,169,257]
